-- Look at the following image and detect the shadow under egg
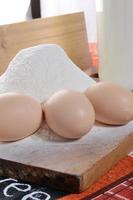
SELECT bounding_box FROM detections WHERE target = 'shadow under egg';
[33,121,76,143]
[95,120,126,127]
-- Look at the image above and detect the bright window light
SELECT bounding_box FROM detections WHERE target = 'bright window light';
[96,0,103,12]
[0,0,30,25]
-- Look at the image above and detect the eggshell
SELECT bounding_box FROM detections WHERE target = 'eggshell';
[42,90,95,139]
[85,82,133,125]
[0,93,42,142]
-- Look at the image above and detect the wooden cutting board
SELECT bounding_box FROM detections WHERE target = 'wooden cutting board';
[0,12,133,193]
[0,121,133,193]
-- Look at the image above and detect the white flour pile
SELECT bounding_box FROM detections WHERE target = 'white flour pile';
[0,44,95,102]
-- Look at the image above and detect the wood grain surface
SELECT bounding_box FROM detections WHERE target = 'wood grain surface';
[0,121,133,193]
[0,12,133,193]
[0,12,91,75]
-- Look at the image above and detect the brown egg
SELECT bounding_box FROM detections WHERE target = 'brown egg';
[85,82,133,125]
[42,90,95,139]
[0,93,42,142]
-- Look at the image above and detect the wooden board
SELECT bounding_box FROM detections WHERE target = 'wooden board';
[0,12,133,193]
[0,122,133,193]
[0,12,91,75]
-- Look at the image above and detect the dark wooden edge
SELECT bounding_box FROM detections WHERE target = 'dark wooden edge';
[0,159,81,193]
[82,172,133,200]
[31,0,41,19]
[0,135,132,193]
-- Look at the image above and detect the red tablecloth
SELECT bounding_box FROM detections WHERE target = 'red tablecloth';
[59,156,133,200]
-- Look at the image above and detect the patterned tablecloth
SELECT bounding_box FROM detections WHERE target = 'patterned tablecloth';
[59,155,133,200]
